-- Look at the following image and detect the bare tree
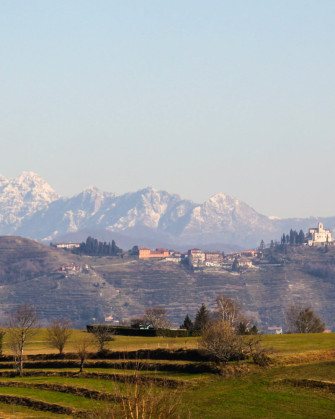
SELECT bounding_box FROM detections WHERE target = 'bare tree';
[200,320,244,364]
[144,307,171,329]
[75,334,92,373]
[46,319,72,355]
[7,304,39,376]
[285,304,325,333]
[201,320,270,366]
[215,294,247,327]
[90,325,115,353]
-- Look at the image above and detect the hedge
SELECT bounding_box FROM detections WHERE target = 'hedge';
[86,325,189,338]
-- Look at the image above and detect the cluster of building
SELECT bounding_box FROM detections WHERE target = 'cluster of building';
[56,263,89,274]
[187,248,261,269]
[138,246,262,271]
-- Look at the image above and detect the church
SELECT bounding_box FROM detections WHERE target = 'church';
[307,222,334,246]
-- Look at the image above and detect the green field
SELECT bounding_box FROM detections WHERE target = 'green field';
[0,331,333,418]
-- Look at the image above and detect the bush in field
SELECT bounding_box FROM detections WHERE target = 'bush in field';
[89,371,185,418]
[46,319,72,355]
[200,321,245,363]
[244,335,272,367]
[90,325,115,353]
[201,320,270,366]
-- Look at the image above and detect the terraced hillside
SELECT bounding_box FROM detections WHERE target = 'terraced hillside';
[1,236,335,329]
[0,332,334,418]
[93,245,335,330]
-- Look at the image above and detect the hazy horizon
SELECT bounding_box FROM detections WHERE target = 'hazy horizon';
[1,1,334,218]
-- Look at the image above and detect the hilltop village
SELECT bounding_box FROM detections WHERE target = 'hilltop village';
[138,246,261,271]
[52,222,335,275]
[136,222,335,270]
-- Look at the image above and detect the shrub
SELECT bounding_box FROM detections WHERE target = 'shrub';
[200,321,245,363]
[89,370,185,418]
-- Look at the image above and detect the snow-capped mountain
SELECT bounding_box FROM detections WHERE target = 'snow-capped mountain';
[1,172,334,249]
[181,193,276,245]
[0,172,59,234]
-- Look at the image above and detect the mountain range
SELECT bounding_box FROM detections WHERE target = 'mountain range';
[1,171,334,250]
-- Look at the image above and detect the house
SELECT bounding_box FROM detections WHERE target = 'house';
[139,248,170,259]
[188,248,205,267]
[205,251,223,263]
[54,242,81,249]
[307,222,334,246]
[267,326,282,334]
[242,250,259,258]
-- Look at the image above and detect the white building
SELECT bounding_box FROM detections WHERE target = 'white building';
[307,222,334,246]
[268,326,282,334]
[188,248,205,268]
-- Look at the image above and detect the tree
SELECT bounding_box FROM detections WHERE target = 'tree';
[200,321,244,363]
[298,230,305,245]
[281,234,286,244]
[46,319,72,355]
[259,240,265,250]
[285,304,325,333]
[193,303,210,331]
[75,334,92,373]
[201,320,269,366]
[232,257,239,272]
[180,314,193,332]
[144,307,171,329]
[90,325,115,353]
[7,304,39,376]
[215,294,241,326]
[0,329,5,357]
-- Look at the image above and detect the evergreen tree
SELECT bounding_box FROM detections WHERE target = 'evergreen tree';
[232,257,239,272]
[281,234,286,244]
[181,314,193,332]
[298,230,305,245]
[259,240,265,250]
[194,303,210,331]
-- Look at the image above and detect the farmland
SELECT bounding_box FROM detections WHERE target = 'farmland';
[0,331,333,417]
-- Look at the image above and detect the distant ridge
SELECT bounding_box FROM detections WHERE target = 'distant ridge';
[1,172,335,249]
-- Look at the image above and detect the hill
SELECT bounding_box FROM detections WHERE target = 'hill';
[0,236,335,330]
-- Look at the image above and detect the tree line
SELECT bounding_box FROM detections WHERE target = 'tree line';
[2,297,325,376]
[280,229,306,245]
[73,236,122,256]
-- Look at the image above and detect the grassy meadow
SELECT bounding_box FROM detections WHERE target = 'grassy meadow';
[0,330,333,417]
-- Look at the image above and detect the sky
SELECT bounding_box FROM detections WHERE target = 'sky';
[1,1,335,218]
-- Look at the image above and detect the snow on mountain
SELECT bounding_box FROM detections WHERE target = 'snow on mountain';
[0,172,59,233]
[2,172,334,248]
[17,186,192,242]
[179,193,276,246]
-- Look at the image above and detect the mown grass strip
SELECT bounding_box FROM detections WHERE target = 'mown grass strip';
[0,387,107,411]
[0,401,70,418]
[0,370,185,388]
[280,378,335,392]
[0,359,218,374]
[0,380,123,402]
[0,394,87,417]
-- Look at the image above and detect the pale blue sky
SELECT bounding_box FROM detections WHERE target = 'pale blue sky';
[1,1,334,218]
